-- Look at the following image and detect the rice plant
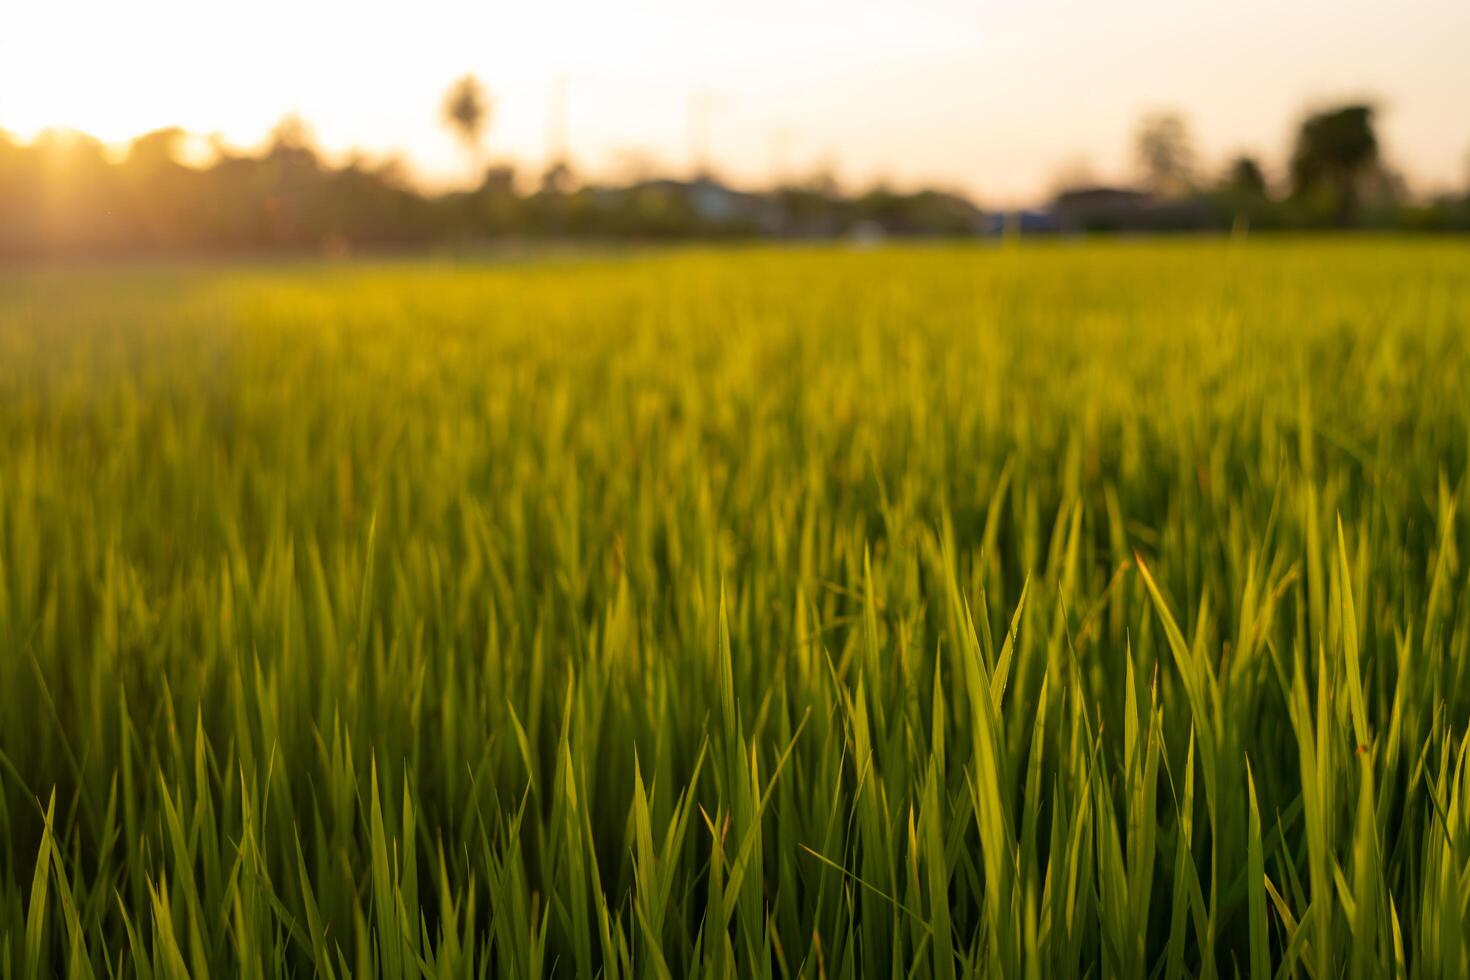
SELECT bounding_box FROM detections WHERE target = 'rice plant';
[1,239,1469,977]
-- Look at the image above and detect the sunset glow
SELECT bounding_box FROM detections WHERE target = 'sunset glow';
[3,0,1467,201]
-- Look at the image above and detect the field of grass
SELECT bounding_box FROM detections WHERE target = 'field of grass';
[2,240,1470,978]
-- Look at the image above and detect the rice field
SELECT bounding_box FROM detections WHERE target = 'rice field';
[2,239,1470,978]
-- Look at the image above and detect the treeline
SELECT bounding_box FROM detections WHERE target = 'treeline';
[1083,104,1470,234]
[0,123,983,258]
[1,100,1468,258]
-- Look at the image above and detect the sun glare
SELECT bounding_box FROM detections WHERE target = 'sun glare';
[2,0,1467,198]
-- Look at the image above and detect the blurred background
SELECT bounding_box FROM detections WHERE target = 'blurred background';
[2,0,1468,256]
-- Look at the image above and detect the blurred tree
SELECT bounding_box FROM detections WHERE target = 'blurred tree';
[1048,157,1100,199]
[120,128,194,247]
[126,127,187,171]
[476,164,522,233]
[1135,112,1196,197]
[442,74,491,182]
[540,158,575,196]
[1221,156,1268,197]
[1215,155,1274,232]
[0,103,1458,254]
[267,115,320,170]
[802,165,841,200]
[269,115,315,152]
[1289,104,1379,226]
[610,148,660,184]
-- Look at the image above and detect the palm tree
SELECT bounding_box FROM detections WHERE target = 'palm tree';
[442,74,492,184]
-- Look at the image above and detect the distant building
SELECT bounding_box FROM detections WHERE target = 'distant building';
[688,178,739,223]
[848,220,885,248]
[1052,187,1155,233]
[655,178,783,231]
[980,210,1061,236]
[583,177,784,236]
[1051,186,1220,233]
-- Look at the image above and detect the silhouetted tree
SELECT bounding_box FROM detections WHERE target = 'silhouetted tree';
[126,127,187,171]
[1213,155,1274,230]
[540,158,575,196]
[1135,112,1195,197]
[116,128,196,246]
[442,74,491,182]
[1290,104,1379,226]
[1222,156,1268,197]
[269,116,314,151]
[473,164,522,233]
[1,103,1464,256]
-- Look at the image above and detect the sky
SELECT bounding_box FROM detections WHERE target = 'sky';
[2,0,1467,204]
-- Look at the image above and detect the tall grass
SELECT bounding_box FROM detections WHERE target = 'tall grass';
[1,240,1469,977]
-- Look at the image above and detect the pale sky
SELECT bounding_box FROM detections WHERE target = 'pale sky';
[2,0,1467,204]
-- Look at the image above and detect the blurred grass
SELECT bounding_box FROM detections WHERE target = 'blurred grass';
[1,239,1469,977]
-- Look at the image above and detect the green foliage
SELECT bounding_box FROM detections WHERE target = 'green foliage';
[1290,105,1382,227]
[0,128,982,255]
[1,240,1470,977]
